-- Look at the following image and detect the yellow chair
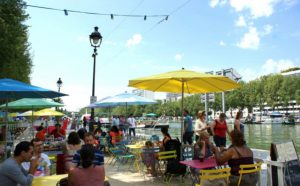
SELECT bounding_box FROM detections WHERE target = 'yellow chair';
[195,167,231,186]
[238,162,262,186]
[157,150,177,182]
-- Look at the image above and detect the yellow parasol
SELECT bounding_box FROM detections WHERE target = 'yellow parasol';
[34,108,64,116]
[128,68,240,157]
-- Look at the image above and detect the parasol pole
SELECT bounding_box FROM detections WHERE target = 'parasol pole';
[4,100,8,159]
[181,80,184,160]
[31,106,34,139]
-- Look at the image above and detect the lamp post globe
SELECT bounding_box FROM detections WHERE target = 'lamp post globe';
[89,27,102,123]
[57,77,63,92]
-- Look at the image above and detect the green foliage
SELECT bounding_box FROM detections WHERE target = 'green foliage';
[0,0,32,83]
[281,67,300,73]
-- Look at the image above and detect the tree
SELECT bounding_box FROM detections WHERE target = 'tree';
[264,75,284,109]
[0,0,32,82]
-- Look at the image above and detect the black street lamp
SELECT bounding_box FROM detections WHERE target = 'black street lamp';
[89,26,102,121]
[57,77,63,92]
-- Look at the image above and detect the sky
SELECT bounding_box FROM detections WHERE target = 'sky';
[25,0,300,111]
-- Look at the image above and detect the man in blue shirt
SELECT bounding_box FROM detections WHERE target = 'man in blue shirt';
[73,132,104,166]
[183,109,193,145]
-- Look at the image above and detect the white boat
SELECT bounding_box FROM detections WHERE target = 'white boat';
[262,112,284,124]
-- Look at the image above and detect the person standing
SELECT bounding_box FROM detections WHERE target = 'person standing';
[183,109,193,145]
[127,114,136,137]
[194,111,210,142]
[234,111,245,134]
[22,138,51,177]
[83,116,87,128]
[0,141,39,186]
[112,115,120,128]
[211,113,229,147]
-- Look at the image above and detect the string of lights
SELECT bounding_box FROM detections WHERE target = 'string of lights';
[23,3,168,20]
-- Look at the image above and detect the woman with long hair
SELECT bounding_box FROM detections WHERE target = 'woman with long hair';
[194,111,210,142]
[159,127,171,151]
[68,144,105,186]
[234,111,245,134]
[212,130,257,186]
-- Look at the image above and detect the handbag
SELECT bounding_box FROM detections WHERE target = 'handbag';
[207,126,213,136]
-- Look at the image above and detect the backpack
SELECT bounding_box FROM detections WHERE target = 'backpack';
[164,138,181,160]
[165,158,186,175]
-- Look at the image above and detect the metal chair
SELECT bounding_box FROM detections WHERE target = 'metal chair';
[238,162,262,186]
[195,167,231,186]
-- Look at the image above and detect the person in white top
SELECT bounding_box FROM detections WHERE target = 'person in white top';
[112,115,120,127]
[22,138,51,177]
[127,114,136,137]
[194,111,210,142]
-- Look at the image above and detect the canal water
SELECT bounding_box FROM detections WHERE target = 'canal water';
[136,123,300,154]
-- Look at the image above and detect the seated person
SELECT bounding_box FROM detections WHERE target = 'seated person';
[22,138,51,177]
[72,132,104,167]
[193,132,213,160]
[50,123,66,139]
[35,126,46,141]
[94,128,106,151]
[109,126,122,146]
[0,141,39,186]
[68,144,105,186]
[158,127,171,151]
[141,141,158,176]
[212,130,258,186]
[94,127,106,140]
[77,128,88,144]
[62,132,82,172]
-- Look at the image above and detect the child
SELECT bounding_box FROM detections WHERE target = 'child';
[141,141,157,176]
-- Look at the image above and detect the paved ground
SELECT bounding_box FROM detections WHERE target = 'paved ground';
[104,149,269,186]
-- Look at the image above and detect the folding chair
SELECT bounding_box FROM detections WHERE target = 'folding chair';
[238,162,262,186]
[195,167,231,186]
[157,150,177,181]
[108,147,135,170]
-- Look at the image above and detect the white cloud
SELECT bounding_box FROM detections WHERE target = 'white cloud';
[239,59,296,81]
[126,34,142,47]
[219,40,226,46]
[236,25,272,49]
[210,0,220,7]
[229,0,278,18]
[175,53,184,61]
[262,24,273,35]
[209,0,226,7]
[235,16,247,27]
[238,68,260,82]
[237,27,260,49]
[262,59,295,75]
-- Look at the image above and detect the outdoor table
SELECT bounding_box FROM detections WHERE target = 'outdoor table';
[125,144,144,173]
[126,144,143,149]
[180,158,220,169]
[32,174,67,186]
